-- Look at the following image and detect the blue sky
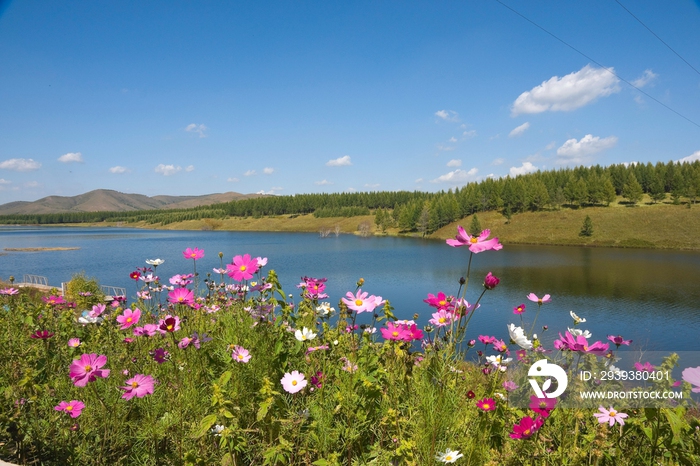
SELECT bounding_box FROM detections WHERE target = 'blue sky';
[1,0,699,203]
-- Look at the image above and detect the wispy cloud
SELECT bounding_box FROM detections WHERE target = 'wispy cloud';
[109,166,129,174]
[263,167,274,174]
[462,130,477,139]
[545,141,556,150]
[0,178,10,184]
[227,177,239,182]
[449,136,457,143]
[436,144,455,152]
[492,158,504,166]
[511,65,620,116]
[508,122,530,138]
[677,150,700,164]
[509,162,538,176]
[58,152,84,163]
[315,179,332,185]
[435,110,459,122]
[326,155,352,167]
[446,159,462,167]
[556,134,618,163]
[364,183,380,189]
[0,158,42,172]
[632,69,657,88]
[185,123,208,138]
[185,165,195,172]
[154,164,182,176]
[244,170,257,176]
[257,187,283,195]
[431,168,478,184]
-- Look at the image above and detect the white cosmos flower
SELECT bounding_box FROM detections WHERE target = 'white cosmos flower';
[436,448,463,463]
[570,311,586,324]
[294,327,317,341]
[316,302,335,315]
[568,327,592,339]
[210,424,224,436]
[486,354,513,368]
[146,259,164,266]
[507,323,533,349]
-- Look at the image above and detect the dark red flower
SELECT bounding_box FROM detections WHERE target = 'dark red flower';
[31,330,55,340]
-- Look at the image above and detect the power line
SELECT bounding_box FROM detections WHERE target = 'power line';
[614,0,700,78]
[493,0,700,130]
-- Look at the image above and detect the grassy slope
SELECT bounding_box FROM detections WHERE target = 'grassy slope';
[73,196,700,250]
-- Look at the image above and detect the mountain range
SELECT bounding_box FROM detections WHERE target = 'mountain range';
[0,189,260,215]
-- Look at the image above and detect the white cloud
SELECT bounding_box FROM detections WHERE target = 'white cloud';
[0,178,10,184]
[492,158,504,165]
[346,187,357,193]
[508,122,530,138]
[227,177,239,182]
[256,187,283,195]
[677,150,700,164]
[431,168,478,184]
[415,178,423,183]
[435,110,459,122]
[436,144,455,152]
[545,141,556,150]
[509,162,538,176]
[364,183,380,188]
[326,155,352,167]
[185,123,208,138]
[263,167,274,174]
[556,134,618,163]
[632,69,657,88]
[154,164,182,176]
[315,179,332,185]
[185,165,195,172]
[463,130,477,138]
[446,159,462,167]
[449,136,457,143]
[109,166,129,174]
[58,152,84,163]
[244,170,257,176]
[0,158,42,172]
[511,65,620,116]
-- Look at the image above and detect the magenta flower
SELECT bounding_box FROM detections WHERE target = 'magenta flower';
[492,339,508,353]
[167,288,194,306]
[342,289,384,314]
[513,303,526,314]
[380,321,410,341]
[634,361,655,372]
[116,308,141,330]
[152,347,169,363]
[503,380,519,392]
[133,323,158,337]
[681,366,700,393]
[67,338,81,348]
[593,406,628,426]
[527,293,551,304]
[476,398,496,411]
[183,247,204,260]
[69,353,110,387]
[89,303,106,318]
[281,370,307,394]
[429,310,456,327]
[227,254,259,281]
[483,272,500,290]
[158,315,181,334]
[553,331,609,356]
[478,335,496,345]
[31,330,54,340]
[129,271,141,281]
[54,400,85,418]
[446,226,503,253]
[424,292,454,311]
[607,335,632,347]
[121,374,155,400]
[299,276,329,299]
[529,396,557,418]
[232,345,251,363]
[42,295,65,305]
[178,336,193,349]
[510,416,544,439]
[0,287,19,295]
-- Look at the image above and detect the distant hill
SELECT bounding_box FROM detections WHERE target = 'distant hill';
[0,189,261,215]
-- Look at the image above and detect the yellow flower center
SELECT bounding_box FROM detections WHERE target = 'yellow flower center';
[445,456,452,461]
[355,299,363,306]
[482,403,490,410]
[439,300,446,306]
[167,324,173,330]
[469,237,478,243]
[539,402,547,409]
[240,265,246,271]
[538,299,543,304]
[190,253,196,258]
[610,410,617,417]
[126,317,132,323]
[583,345,588,351]
[302,335,307,340]
[238,354,244,360]
[524,429,531,436]
[291,380,297,386]
[131,381,139,388]
[65,405,73,411]
[84,365,92,371]
[439,317,446,323]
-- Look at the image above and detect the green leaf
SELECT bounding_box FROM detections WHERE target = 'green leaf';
[191,414,218,439]
[312,460,330,466]
[663,409,684,445]
[218,370,232,387]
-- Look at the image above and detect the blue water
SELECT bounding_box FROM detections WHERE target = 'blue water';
[2,225,700,354]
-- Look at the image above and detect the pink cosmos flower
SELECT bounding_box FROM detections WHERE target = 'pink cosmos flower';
[121,374,155,400]
[492,339,508,353]
[424,292,454,311]
[593,406,628,426]
[256,257,268,267]
[300,276,329,299]
[178,336,193,349]
[446,227,503,253]
[513,303,526,315]
[503,380,519,392]
[31,330,54,340]
[553,331,609,356]
[183,247,204,260]
[227,254,259,281]
[152,347,169,364]
[42,295,65,305]
[281,370,307,394]
[483,272,500,290]
[634,361,655,372]
[116,308,141,330]
[158,315,181,334]
[129,271,141,281]
[527,293,551,304]
[342,289,384,314]
[0,287,19,295]
[69,353,110,387]
[232,345,251,363]
[510,416,544,439]
[429,310,456,327]
[529,396,557,418]
[476,398,496,411]
[89,303,106,318]
[478,335,496,345]
[607,335,632,347]
[380,321,411,341]
[168,288,194,306]
[133,323,158,337]
[682,366,700,393]
[54,400,85,418]
[67,338,81,348]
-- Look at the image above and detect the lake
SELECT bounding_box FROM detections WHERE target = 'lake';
[1,226,699,355]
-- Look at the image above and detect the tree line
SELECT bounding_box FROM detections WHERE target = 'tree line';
[1,160,698,234]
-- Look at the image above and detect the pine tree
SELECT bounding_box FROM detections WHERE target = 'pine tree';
[579,215,593,237]
[469,214,482,236]
[623,173,643,205]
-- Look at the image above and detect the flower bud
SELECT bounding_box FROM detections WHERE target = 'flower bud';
[459,276,466,285]
[483,272,500,290]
